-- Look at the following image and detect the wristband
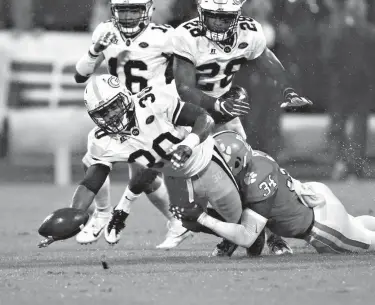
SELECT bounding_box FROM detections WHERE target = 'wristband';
[180,133,200,150]
[89,45,101,57]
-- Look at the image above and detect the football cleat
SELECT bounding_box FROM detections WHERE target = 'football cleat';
[267,233,293,255]
[76,210,110,244]
[211,239,238,257]
[104,209,129,245]
[156,219,193,249]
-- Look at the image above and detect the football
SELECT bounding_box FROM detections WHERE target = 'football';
[38,208,90,240]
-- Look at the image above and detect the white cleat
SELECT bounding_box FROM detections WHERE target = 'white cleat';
[156,219,193,249]
[76,210,110,244]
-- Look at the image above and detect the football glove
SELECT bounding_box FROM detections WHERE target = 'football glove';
[93,31,116,53]
[169,145,193,169]
[280,88,313,108]
[215,86,250,119]
[170,203,204,222]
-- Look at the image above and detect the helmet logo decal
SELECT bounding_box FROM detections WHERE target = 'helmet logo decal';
[244,172,257,185]
[108,76,120,88]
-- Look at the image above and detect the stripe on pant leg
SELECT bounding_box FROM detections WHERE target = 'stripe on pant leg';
[212,145,239,190]
[309,230,348,253]
[314,221,369,250]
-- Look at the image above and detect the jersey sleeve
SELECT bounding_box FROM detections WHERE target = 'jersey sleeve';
[160,25,176,56]
[240,153,279,203]
[82,128,113,170]
[245,19,267,60]
[172,23,197,65]
[145,88,185,125]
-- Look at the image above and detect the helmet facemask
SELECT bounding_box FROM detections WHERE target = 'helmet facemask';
[111,2,152,37]
[198,8,240,42]
[89,93,134,134]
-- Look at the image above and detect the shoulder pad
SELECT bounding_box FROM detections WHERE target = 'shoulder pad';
[173,19,200,65]
[236,16,266,60]
[240,153,279,202]
[175,18,201,37]
[149,23,174,33]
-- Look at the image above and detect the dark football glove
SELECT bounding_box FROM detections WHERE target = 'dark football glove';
[169,145,193,170]
[170,203,204,222]
[280,88,313,108]
[215,86,250,119]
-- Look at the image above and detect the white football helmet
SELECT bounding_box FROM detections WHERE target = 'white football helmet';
[197,0,245,42]
[110,0,154,36]
[84,74,134,134]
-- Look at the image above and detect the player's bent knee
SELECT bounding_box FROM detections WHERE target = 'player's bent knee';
[129,168,161,194]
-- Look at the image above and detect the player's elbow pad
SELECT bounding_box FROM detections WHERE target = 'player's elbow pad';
[75,52,98,80]
[79,164,111,194]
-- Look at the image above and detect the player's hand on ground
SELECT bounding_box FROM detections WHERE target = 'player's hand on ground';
[281,88,313,108]
[215,85,250,118]
[170,203,204,222]
[169,145,192,169]
[38,237,55,248]
[93,31,116,53]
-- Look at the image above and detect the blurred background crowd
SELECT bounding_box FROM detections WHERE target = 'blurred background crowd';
[0,0,374,182]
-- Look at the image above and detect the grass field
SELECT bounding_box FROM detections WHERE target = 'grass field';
[1,180,375,305]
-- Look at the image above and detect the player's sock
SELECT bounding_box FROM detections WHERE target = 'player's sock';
[146,181,174,220]
[94,176,111,213]
[115,186,140,213]
[355,215,375,231]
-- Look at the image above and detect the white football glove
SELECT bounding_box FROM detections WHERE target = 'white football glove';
[93,31,116,53]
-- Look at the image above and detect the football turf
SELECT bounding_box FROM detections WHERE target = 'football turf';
[1,181,375,305]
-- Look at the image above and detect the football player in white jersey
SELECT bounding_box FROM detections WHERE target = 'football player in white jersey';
[171,0,310,255]
[38,74,246,248]
[73,0,188,248]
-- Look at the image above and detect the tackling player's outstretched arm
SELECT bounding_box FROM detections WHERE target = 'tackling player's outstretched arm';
[71,164,111,211]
